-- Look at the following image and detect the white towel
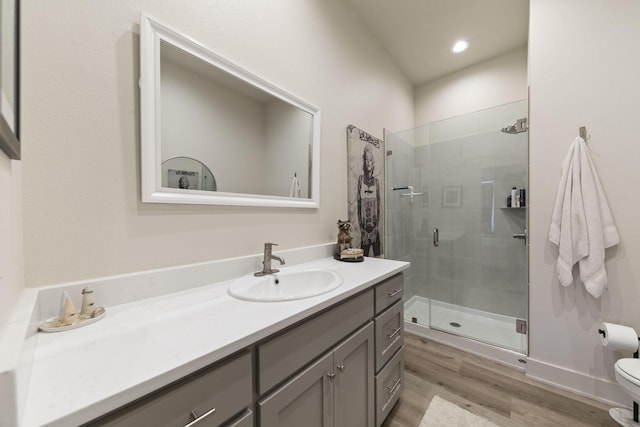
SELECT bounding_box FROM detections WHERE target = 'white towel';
[289,173,301,198]
[549,138,586,287]
[548,137,619,298]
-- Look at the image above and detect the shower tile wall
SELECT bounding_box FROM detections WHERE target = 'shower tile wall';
[423,130,527,319]
[386,110,527,322]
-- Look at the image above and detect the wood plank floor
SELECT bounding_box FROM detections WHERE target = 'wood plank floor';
[383,332,620,427]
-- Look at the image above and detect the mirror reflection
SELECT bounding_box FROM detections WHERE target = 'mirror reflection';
[161,42,312,198]
[162,156,217,191]
[140,15,321,208]
[0,0,20,160]
[0,0,17,126]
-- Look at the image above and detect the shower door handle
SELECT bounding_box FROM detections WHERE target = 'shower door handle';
[513,228,527,245]
[433,228,439,247]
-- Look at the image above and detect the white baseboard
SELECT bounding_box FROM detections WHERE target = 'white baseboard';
[406,320,631,408]
[526,357,630,407]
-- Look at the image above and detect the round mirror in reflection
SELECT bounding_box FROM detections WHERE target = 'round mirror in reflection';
[161,157,217,191]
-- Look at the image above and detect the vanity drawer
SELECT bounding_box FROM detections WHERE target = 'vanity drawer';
[258,289,374,394]
[90,351,252,427]
[374,274,404,314]
[225,409,253,427]
[374,300,403,372]
[375,347,404,427]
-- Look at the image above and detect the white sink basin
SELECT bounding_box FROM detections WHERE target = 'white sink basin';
[228,268,343,302]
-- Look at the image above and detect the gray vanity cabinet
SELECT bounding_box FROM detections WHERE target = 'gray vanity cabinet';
[258,322,375,427]
[374,274,403,314]
[87,351,252,427]
[375,347,404,425]
[374,300,403,371]
[226,410,254,427]
[258,350,334,427]
[257,289,374,395]
[333,322,375,427]
[85,273,405,427]
[372,274,405,427]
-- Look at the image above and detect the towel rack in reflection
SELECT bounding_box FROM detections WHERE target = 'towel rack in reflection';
[579,126,590,142]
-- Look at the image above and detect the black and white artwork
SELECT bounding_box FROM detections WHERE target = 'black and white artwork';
[347,124,384,258]
[167,169,200,190]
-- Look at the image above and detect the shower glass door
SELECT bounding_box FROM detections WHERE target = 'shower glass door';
[385,100,528,354]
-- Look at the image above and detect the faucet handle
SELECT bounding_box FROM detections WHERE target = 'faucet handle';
[265,242,279,248]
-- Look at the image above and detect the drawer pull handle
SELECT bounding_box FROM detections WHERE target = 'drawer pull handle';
[185,407,216,427]
[337,364,345,372]
[387,327,401,340]
[327,372,336,380]
[385,377,402,395]
[387,289,402,298]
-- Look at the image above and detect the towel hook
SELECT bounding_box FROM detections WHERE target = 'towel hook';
[579,126,591,142]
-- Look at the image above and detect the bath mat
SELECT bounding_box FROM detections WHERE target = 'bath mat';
[419,395,499,427]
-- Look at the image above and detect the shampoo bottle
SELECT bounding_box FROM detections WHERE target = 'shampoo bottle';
[511,187,519,208]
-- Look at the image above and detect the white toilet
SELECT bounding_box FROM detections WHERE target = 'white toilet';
[612,358,640,426]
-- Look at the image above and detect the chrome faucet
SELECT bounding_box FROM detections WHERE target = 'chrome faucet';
[255,242,285,276]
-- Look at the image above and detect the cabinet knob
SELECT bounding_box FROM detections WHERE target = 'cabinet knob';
[337,364,345,372]
[327,372,336,380]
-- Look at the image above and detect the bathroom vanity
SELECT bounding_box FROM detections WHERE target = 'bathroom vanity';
[4,245,408,427]
[88,273,404,427]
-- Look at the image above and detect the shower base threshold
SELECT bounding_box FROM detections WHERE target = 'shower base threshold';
[404,295,527,368]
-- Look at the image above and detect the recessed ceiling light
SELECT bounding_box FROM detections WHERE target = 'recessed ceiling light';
[452,39,469,53]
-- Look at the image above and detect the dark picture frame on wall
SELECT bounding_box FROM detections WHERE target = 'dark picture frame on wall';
[346,124,385,258]
[0,0,20,160]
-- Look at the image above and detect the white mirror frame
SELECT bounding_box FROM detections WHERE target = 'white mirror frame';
[140,14,321,208]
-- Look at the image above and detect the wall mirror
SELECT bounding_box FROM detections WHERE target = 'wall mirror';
[0,0,20,160]
[140,14,321,208]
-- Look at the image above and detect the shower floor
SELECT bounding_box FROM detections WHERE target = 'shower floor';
[404,295,526,353]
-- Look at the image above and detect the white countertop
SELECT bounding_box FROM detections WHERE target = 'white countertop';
[22,256,409,427]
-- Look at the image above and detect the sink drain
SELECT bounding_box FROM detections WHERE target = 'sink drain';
[449,322,461,328]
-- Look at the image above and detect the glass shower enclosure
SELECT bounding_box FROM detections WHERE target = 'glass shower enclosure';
[385,100,528,354]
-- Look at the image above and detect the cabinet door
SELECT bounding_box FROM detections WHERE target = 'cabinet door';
[259,352,334,427]
[333,322,375,427]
